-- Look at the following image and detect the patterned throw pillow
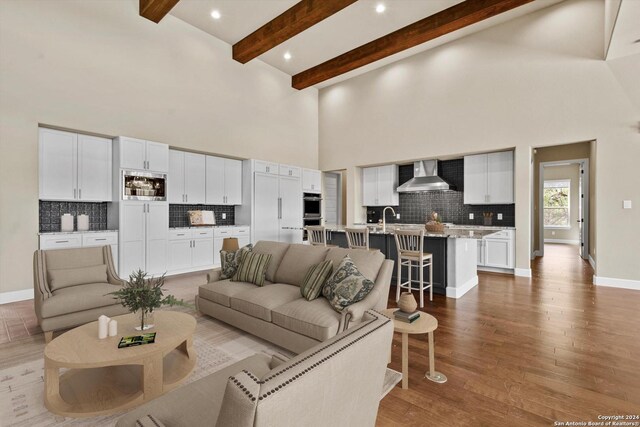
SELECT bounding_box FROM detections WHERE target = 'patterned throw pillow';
[322,256,375,312]
[232,251,272,286]
[300,260,333,301]
[220,244,253,279]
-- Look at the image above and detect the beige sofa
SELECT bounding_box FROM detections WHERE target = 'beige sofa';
[196,241,393,354]
[116,310,393,427]
[33,246,129,342]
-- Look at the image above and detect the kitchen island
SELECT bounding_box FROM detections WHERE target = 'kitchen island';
[324,225,497,299]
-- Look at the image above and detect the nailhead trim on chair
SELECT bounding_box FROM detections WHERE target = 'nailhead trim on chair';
[228,310,391,403]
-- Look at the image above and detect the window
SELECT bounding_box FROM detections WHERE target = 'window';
[544,179,570,227]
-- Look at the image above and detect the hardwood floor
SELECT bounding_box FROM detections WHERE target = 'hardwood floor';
[377,244,640,426]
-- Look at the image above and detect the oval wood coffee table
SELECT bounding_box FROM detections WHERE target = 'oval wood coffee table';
[44,311,196,418]
[382,308,447,389]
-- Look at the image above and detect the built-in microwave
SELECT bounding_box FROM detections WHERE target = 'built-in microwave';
[122,170,167,201]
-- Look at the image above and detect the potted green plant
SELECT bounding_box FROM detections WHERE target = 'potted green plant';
[108,269,188,331]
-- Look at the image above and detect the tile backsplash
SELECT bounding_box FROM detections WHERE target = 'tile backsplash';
[169,204,235,228]
[39,201,108,232]
[367,159,515,227]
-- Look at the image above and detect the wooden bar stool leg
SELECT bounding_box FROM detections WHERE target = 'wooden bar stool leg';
[396,258,402,302]
[419,259,424,308]
[429,261,433,301]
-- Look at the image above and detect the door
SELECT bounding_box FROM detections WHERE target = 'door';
[578,162,589,259]
[205,155,225,204]
[192,238,214,267]
[184,152,205,204]
[168,150,185,203]
[120,202,146,277]
[362,167,378,206]
[279,175,303,243]
[324,172,339,225]
[377,165,398,206]
[253,173,280,243]
[119,137,146,170]
[484,238,511,268]
[145,141,169,172]
[487,151,514,204]
[224,159,243,204]
[145,203,168,276]
[77,135,112,201]
[168,239,192,272]
[463,154,488,204]
[39,128,77,200]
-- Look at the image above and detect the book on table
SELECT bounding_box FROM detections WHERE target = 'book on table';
[395,315,419,324]
[394,310,420,320]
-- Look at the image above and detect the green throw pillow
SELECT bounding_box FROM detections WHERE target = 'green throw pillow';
[322,256,375,312]
[300,260,333,301]
[232,251,272,286]
[220,244,253,279]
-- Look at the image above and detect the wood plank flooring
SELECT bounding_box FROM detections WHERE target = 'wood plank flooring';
[377,244,640,426]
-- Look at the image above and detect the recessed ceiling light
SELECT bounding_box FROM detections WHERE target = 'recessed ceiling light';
[283,52,292,61]
[375,3,386,14]
[210,10,221,20]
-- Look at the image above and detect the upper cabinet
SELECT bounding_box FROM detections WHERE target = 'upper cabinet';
[39,128,112,202]
[464,151,514,205]
[302,168,322,194]
[205,155,243,205]
[169,150,206,204]
[362,165,399,206]
[115,137,168,172]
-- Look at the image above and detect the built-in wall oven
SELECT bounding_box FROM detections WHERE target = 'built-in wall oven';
[303,193,322,241]
[122,170,167,201]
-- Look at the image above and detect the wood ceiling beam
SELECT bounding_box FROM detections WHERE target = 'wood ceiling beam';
[140,0,180,23]
[292,0,533,89]
[233,0,358,64]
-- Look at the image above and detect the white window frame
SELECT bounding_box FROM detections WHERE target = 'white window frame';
[543,179,571,229]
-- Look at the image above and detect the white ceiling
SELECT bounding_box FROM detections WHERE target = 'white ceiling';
[606,0,640,60]
[171,0,567,88]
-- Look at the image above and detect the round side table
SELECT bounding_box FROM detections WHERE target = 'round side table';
[382,308,447,389]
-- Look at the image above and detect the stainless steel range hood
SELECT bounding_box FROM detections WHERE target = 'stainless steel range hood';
[396,160,455,192]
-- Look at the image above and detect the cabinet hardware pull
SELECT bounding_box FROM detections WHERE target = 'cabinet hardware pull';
[79,189,82,199]
[74,189,77,199]
[95,238,107,241]
[55,240,69,243]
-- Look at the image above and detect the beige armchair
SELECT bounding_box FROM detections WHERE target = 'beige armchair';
[33,245,129,342]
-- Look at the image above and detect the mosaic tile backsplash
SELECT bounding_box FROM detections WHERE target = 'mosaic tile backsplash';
[39,201,108,232]
[366,159,515,227]
[169,204,235,228]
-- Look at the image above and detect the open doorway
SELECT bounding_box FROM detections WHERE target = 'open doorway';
[323,171,345,226]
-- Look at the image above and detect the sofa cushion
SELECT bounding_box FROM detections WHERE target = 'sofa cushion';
[220,244,252,279]
[273,244,329,287]
[41,282,122,318]
[199,279,258,307]
[300,260,333,301]
[271,298,341,341]
[232,252,272,287]
[253,241,290,283]
[322,256,375,312]
[230,284,301,322]
[324,247,385,281]
[47,264,108,291]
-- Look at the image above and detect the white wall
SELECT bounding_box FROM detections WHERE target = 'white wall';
[543,164,581,243]
[0,0,318,294]
[319,0,640,281]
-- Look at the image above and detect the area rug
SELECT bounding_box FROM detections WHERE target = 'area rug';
[0,313,402,426]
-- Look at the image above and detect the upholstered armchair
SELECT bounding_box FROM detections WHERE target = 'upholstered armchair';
[33,245,129,342]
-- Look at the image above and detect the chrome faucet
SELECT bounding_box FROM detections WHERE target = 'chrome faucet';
[382,206,396,233]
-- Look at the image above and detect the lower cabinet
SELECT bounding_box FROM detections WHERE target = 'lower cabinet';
[39,231,119,274]
[168,228,214,274]
[213,226,251,267]
[477,230,514,270]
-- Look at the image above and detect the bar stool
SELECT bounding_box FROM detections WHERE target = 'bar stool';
[394,228,433,307]
[307,226,328,246]
[345,227,370,250]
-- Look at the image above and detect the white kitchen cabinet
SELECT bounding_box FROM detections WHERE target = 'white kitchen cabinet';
[279,164,301,178]
[40,231,119,273]
[205,156,243,205]
[170,150,206,204]
[168,238,192,272]
[477,229,515,270]
[253,160,279,175]
[477,239,485,266]
[39,128,112,202]
[115,137,168,173]
[253,173,281,243]
[361,165,398,206]
[302,169,322,194]
[213,226,251,267]
[192,235,214,268]
[464,151,514,205]
[119,201,168,277]
[279,175,304,243]
[168,228,216,274]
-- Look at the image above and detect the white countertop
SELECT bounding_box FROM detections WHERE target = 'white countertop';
[39,229,118,236]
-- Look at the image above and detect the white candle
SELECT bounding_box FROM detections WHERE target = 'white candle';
[108,319,118,337]
[98,315,110,339]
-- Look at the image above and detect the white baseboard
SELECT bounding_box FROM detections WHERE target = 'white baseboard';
[588,255,596,271]
[446,276,478,299]
[593,276,640,291]
[544,239,579,245]
[0,289,34,305]
[514,268,532,278]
